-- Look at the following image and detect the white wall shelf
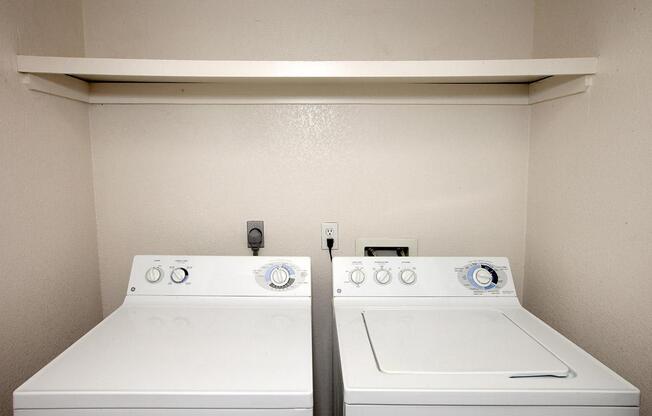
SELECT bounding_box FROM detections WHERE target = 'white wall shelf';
[16,56,597,104]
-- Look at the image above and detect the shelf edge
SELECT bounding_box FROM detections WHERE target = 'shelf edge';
[17,56,598,83]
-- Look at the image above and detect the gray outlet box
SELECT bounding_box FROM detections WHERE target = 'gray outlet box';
[247,221,264,248]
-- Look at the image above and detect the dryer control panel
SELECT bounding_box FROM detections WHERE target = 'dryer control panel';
[127,255,311,297]
[332,257,516,297]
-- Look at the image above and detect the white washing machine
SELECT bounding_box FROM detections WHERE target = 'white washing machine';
[332,257,639,416]
[14,255,313,416]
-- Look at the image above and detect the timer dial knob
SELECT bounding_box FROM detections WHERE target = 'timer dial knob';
[465,264,499,290]
[270,266,290,287]
[350,268,366,285]
[374,269,391,285]
[145,267,163,283]
[400,269,417,285]
[171,267,189,283]
[473,268,493,286]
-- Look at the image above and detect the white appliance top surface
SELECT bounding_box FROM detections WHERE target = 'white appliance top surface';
[332,257,639,408]
[364,308,569,377]
[16,298,312,409]
[15,256,313,410]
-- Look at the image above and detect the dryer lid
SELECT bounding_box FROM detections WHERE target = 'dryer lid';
[363,308,570,377]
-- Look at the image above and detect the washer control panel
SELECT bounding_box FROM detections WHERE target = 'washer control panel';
[333,257,515,297]
[128,255,311,297]
[334,258,419,296]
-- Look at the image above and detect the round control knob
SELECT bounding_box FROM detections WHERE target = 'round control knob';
[374,269,391,285]
[270,266,290,287]
[400,269,417,285]
[145,267,163,283]
[473,268,493,286]
[170,267,189,283]
[350,269,366,285]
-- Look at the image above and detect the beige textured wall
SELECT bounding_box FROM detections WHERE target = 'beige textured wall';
[0,1,102,416]
[82,0,534,60]
[526,0,652,413]
[83,2,534,415]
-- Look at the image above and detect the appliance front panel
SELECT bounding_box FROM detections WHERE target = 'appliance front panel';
[344,405,638,416]
[16,409,312,416]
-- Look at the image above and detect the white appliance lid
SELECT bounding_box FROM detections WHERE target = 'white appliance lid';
[364,308,570,377]
[14,298,312,410]
[335,300,639,407]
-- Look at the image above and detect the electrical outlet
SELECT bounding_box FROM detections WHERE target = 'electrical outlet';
[321,222,339,250]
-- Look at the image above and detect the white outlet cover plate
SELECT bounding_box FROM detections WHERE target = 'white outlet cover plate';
[321,222,339,250]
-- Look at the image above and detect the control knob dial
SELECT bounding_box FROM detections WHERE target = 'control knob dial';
[465,264,499,290]
[473,268,493,286]
[145,267,163,283]
[270,266,290,287]
[350,268,366,285]
[400,269,417,285]
[171,267,189,283]
[374,269,391,285]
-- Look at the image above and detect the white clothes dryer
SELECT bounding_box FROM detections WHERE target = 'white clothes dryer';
[15,256,313,416]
